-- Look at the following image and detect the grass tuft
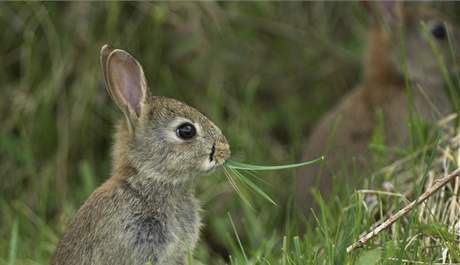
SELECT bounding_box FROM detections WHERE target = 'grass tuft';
[225,157,324,171]
[223,157,323,206]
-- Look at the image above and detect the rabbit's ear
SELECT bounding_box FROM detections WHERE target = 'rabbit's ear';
[101,45,118,108]
[101,45,148,131]
[379,1,403,26]
[365,1,403,27]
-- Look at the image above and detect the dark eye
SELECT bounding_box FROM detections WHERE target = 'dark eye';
[431,23,447,40]
[176,123,196,140]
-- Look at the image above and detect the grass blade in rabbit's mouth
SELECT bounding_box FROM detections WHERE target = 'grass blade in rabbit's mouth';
[222,157,324,206]
[224,157,324,171]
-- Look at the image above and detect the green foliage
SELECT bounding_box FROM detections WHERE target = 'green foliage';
[8,220,18,265]
[355,248,380,265]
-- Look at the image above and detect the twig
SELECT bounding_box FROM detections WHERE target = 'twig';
[346,168,460,253]
[388,257,460,264]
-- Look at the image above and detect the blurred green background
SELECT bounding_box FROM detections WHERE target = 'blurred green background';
[1,2,459,265]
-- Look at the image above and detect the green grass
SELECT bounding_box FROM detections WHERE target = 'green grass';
[2,2,460,265]
[223,159,324,207]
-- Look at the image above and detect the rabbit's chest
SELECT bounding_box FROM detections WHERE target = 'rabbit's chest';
[123,200,200,263]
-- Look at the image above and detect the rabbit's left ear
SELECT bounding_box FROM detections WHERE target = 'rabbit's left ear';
[101,45,148,132]
[378,1,404,28]
[363,1,404,28]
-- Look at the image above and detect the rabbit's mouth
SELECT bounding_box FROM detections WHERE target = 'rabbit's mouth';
[202,158,217,173]
[209,144,216,163]
[202,142,230,173]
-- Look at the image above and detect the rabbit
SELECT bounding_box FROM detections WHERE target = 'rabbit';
[51,45,231,265]
[295,2,460,213]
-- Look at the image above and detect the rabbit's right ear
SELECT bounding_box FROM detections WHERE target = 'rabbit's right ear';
[364,1,403,28]
[100,45,148,132]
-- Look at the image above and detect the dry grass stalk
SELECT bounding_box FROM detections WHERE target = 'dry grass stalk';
[347,168,460,253]
[348,114,460,257]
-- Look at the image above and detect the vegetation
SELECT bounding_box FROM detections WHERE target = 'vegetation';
[1,2,460,264]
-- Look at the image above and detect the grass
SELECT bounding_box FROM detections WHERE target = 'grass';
[222,159,324,206]
[225,158,324,171]
[2,2,460,265]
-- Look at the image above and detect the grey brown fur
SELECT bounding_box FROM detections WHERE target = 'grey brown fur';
[296,2,460,212]
[52,45,230,265]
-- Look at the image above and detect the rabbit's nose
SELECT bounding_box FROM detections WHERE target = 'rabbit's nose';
[214,139,231,164]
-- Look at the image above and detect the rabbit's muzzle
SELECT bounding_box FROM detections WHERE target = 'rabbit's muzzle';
[212,140,231,166]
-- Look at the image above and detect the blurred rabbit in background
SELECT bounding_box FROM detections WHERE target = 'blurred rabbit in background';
[296,1,460,213]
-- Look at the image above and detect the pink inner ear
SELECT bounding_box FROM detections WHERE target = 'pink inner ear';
[110,54,144,116]
[119,67,142,115]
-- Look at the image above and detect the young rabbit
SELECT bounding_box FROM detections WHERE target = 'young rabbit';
[52,45,230,265]
[296,2,459,212]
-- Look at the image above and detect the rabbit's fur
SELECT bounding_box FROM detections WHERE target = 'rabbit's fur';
[52,45,230,265]
[296,2,459,211]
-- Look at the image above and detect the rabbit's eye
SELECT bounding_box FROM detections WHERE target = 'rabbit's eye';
[176,123,196,140]
[431,23,447,40]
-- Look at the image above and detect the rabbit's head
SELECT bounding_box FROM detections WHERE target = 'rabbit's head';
[101,45,230,183]
[374,2,460,83]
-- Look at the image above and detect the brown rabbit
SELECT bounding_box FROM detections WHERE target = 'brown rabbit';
[296,2,459,212]
[51,45,230,265]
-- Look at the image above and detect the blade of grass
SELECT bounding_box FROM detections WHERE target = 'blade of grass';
[225,156,324,171]
[223,167,253,208]
[228,212,248,264]
[8,219,18,265]
[228,167,277,206]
